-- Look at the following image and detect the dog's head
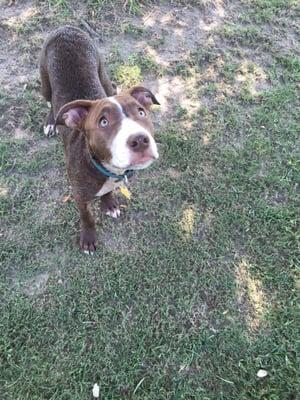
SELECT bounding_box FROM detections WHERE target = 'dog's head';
[55,86,160,170]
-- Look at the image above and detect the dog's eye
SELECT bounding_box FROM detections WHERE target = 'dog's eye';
[138,108,146,117]
[100,117,108,127]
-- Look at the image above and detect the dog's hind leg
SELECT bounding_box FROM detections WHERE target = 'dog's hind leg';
[98,54,117,96]
[40,60,57,137]
[40,59,52,102]
[101,192,120,219]
[43,107,57,137]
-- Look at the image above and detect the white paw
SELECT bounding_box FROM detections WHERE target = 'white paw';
[83,250,94,255]
[44,124,57,137]
[106,208,121,219]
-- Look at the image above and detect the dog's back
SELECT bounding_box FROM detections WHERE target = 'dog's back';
[40,26,113,115]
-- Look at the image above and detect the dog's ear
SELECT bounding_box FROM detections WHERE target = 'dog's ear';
[127,86,160,110]
[55,99,94,129]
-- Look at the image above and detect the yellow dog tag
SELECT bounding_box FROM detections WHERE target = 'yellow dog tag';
[119,185,132,200]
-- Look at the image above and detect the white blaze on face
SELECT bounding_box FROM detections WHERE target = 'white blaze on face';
[108,98,159,170]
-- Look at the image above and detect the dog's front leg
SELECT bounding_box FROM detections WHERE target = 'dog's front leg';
[76,200,97,253]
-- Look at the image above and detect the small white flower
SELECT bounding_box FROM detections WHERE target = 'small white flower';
[92,383,100,398]
[257,369,268,378]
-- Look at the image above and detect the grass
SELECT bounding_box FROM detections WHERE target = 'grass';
[110,50,160,86]
[0,0,299,399]
[122,23,148,38]
[241,0,300,23]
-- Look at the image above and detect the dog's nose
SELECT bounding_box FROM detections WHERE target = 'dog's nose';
[127,134,150,152]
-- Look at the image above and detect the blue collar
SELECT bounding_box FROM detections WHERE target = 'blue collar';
[91,158,134,183]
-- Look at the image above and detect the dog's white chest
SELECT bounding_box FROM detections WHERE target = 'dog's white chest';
[96,178,123,197]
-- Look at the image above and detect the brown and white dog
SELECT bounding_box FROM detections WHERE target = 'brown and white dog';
[40,26,159,253]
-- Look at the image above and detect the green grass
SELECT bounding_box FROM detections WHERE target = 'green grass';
[216,24,273,49]
[122,23,148,38]
[0,0,299,399]
[241,0,300,23]
[110,49,160,86]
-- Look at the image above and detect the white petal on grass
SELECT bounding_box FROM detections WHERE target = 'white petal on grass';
[92,383,100,398]
[257,369,268,378]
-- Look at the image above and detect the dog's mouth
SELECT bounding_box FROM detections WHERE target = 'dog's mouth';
[129,153,158,169]
[112,156,157,171]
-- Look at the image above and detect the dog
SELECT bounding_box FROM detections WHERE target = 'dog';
[40,26,159,253]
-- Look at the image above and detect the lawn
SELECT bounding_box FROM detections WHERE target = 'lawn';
[0,0,299,399]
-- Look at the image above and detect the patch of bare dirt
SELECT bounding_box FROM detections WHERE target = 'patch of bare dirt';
[0,0,247,136]
[11,262,66,297]
[18,272,50,296]
[0,2,42,92]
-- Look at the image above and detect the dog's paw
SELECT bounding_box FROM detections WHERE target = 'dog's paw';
[80,229,97,254]
[44,124,57,137]
[101,196,121,219]
[106,208,121,219]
